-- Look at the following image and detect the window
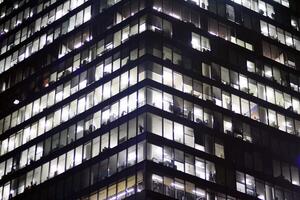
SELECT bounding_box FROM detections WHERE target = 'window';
[236,171,245,193]
[110,128,118,148]
[236,171,255,195]
[191,32,210,51]
[191,32,200,50]
[148,114,162,136]
[148,144,162,163]
[226,4,235,21]
[195,158,205,179]
[174,123,184,143]
[215,143,224,158]
[152,174,163,193]
[163,119,173,140]
[127,146,136,166]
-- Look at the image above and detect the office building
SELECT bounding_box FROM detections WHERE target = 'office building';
[0,0,299,199]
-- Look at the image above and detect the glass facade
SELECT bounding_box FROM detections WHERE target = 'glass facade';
[0,0,299,199]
